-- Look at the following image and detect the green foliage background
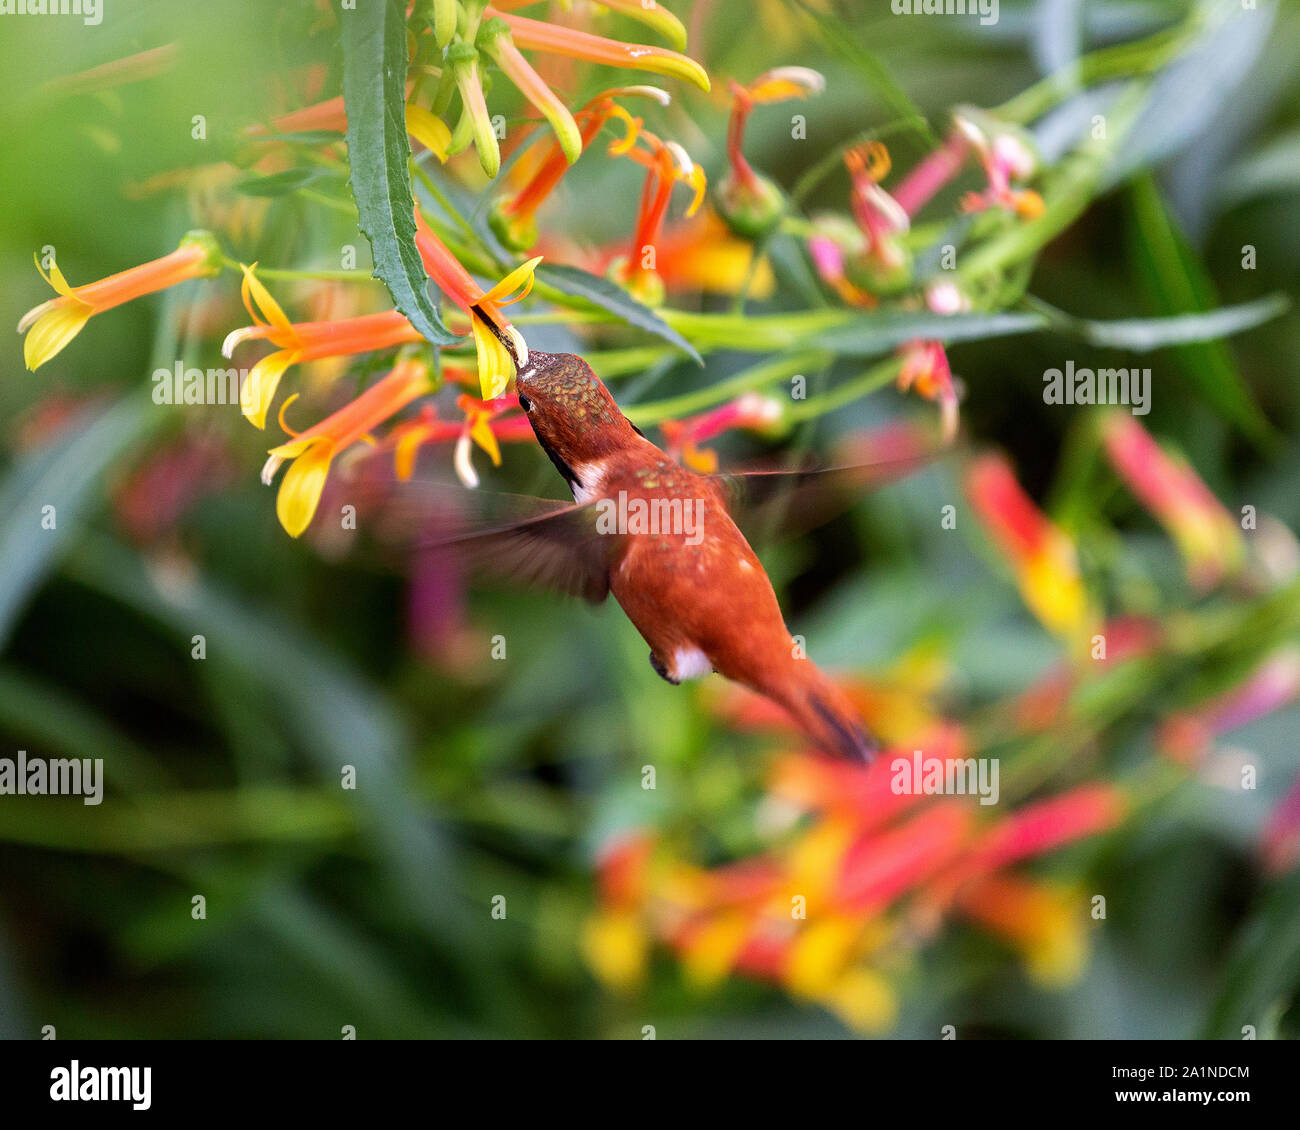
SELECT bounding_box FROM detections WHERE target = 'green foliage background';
[0,0,1297,1038]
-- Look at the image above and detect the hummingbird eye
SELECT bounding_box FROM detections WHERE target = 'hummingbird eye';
[517,393,533,412]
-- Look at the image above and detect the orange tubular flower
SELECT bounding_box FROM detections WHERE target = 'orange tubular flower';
[492,85,666,251]
[897,340,959,443]
[1099,413,1245,591]
[19,231,222,370]
[614,129,706,303]
[845,142,910,275]
[719,66,823,238]
[222,266,423,429]
[955,874,1086,985]
[262,358,434,537]
[479,18,582,166]
[487,8,710,92]
[247,90,449,161]
[413,211,539,399]
[965,453,1094,641]
[490,0,689,50]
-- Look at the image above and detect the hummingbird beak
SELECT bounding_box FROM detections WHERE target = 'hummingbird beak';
[471,304,530,373]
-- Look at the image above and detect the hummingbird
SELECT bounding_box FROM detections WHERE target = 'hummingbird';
[434,318,908,762]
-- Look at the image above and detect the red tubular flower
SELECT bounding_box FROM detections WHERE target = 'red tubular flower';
[966,453,1094,641]
[953,110,1044,219]
[658,392,786,472]
[833,802,975,912]
[892,128,970,218]
[612,128,706,303]
[718,67,823,237]
[222,266,424,429]
[1100,413,1245,591]
[385,393,533,488]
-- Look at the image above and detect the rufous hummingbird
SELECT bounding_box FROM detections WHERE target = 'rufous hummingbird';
[451,323,892,762]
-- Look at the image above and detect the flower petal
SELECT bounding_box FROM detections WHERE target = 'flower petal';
[405,104,451,161]
[23,300,94,371]
[275,438,335,538]
[241,349,298,429]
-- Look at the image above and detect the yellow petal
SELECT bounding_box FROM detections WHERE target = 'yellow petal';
[241,349,297,429]
[472,321,514,400]
[469,413,502,466]
[405,104,451,161]
[484,255,544,306]
[34,252,79,298]
[394,429,425,481]
[594,0,688,51]
[238,263,295,337]
[275,439,335,538]
[23,300,94,370]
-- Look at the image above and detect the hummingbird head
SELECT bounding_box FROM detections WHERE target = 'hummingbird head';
[512,348,645,493]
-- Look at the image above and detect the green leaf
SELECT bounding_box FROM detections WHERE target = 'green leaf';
[815,311,1044,356]
[1042,294,1290,352]
[537,263,703,365]
[0,396,156,651]
[1204,868,1300,1038]
[815,298,1290,360]
[236,166,338,197]
[341,0,457,345]
[1125,175,1279,448]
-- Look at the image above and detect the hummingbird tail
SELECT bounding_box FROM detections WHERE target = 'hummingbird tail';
[769,661,879,764]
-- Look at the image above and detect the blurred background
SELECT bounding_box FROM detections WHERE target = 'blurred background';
[0,0,1297,1039]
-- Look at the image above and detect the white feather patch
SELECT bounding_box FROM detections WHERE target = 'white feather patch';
[672,646,713,681]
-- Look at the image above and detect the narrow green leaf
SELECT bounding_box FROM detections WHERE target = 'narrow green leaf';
[341,0,457,345]
[1044,294,1290,351]
[236,166,337,197]
[1125,175,1279,448]
[815,311,1045,356]
[0,396,156,651]
[1204,868,1300,1038]
[537,263,703,365]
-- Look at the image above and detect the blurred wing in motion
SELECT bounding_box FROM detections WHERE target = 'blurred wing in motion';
[354,475,614,603]
[713,424,947,544]
[429,497,614,604]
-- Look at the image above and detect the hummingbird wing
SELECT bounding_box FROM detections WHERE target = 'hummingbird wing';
[356,477,614,604]
[431,499,613,604]
[712,428,946,544]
